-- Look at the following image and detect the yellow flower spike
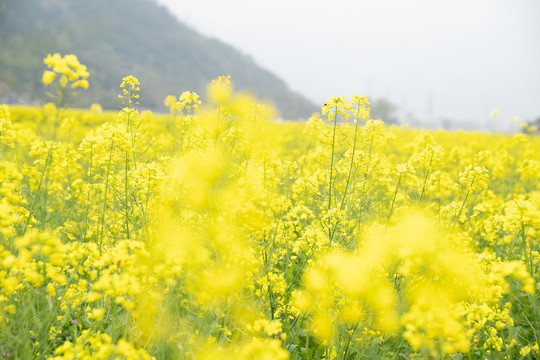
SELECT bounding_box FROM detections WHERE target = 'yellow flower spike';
[90,103,102,113]
[42,53,90,91]
[360,105,370,120]
[121,75,139,88]
[198,267,243,298]
[338,299,364,325]
[157,221,210,265]
[208,75,232,103]
[198,338,289,360]
[303,268,329,293]
[59,75,68,88]
[42,70,56,85]
[87,308,105,321]
[86,291,102,302]
[175,90,202,113]
[326,110,335,122]
[310,313,335,343]
[520,345,531,356]
[291,290,315,313]
[164,95,176,110]
[118,75,141,108]
[350,94,370,106]
[459,165,489,192]
[43,53,61,67]
[70,79,89,89]
[322,95,351,120]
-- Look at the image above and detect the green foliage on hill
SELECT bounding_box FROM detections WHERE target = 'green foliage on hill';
[0,0,318,119]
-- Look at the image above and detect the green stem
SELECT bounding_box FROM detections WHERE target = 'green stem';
[82,143,94,240]
[125,86,137,170]
[328,106,338,211]
[129,114,137,171]
[51,87,64,141]
[185,117,193,154]
[215,81,223,147]
[454,174,476,227]
[454,189,470,227]
[522,221,533,276]
[143,170,151,243]
[22,146,53,235]
[342,324,358,360]
[124,150,130,240]
[361,133,375,216]
[98,137,114,254]
[387,173,403,223]
[339,105,361,211]
[328,106,339,243]
[329,105,362,244]
[418,151,434,204]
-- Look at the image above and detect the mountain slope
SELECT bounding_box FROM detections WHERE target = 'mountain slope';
[0,0,318,118]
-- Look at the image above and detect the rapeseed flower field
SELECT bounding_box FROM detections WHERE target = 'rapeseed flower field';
[0,54,539,359]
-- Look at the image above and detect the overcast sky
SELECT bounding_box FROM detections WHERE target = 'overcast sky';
[155,0,540,127]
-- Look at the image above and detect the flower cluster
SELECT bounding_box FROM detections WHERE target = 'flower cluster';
[0,53,538,360]
[42,53,89,89]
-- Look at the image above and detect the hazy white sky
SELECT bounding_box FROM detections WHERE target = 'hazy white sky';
[156,0,540,126]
